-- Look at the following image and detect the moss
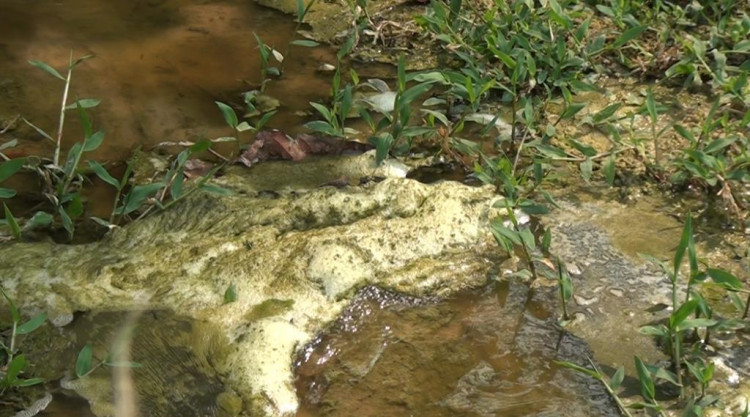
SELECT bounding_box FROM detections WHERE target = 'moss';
[246,299,295,322]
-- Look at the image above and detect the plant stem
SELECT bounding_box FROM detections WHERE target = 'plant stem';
[743,293,750,319]
[8,321,17,364]
[54,53,74,167]
[673,331,684,397]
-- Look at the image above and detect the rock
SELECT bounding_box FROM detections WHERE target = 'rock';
[0,154,501,416]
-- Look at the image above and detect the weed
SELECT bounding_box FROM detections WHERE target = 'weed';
[1,288,46,392]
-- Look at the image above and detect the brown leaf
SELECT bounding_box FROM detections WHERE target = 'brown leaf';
[183,159,214,179]
[237,130,373,168]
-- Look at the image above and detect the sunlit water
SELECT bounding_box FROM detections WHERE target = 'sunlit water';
[294,284,619,417]
[0,0,335,162]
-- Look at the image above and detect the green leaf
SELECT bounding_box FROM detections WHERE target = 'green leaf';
[646,88,658,124]
[28,60,65,80]
[673,124,695,143]
[1,287,21,323]
[304,121,339,136]
[224,283,237,304]
[235,122,252,133]
[201,184,233,196]
[215,101,238,129]
[593,103,622,124]
[634,356,655,401]
[309,102,333,122]
[66,194,84,218]
[612,26,647,49]
[604,154,616,186]
[555,360,601,379]
[491,222,522,246]
[639,324,669,338]
[337,32,357,60]
[291,39,319,47]
[706,268,742,291]
[703,137,736,154]
[0,158,25,183]
[15,377,44,387]
[189,139,212,153]
[59,205,74,237]
[77,103,93,139]
[23,118,54,143]
[117,183,165,216]
[519,227,536,251]
[560,103,585,120]
[3,203,21,239]
[88,161,119,188]
[65,98,101,110]
[568,139,597,157]
[610,367,625,391]
[170,171,184,200]
[580,158,593,182]
[6,354,28,382]
[90,217,112,228]
[372,133,394,165]
[16,312,47,335]
[0,187,16,198]
[26,211,53,230]
[83,130,105,152]
[669,298,698,330]
[533,144,568,159]
[673,214,691,278]
[676,318,717,332]
[76,343,93,378]
[541,228,552,253]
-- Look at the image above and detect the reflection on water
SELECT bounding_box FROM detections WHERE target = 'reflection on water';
[294,283,620,417]
[0,0,336,161]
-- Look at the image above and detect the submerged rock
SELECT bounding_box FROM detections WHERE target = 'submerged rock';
[0,153,501,416]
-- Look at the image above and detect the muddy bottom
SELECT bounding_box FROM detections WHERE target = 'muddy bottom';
[294,283,620,417]
[0,0,335,161]
[5,310,228,417]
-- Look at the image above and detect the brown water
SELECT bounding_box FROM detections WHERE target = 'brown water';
[294,284,620,417]
[0,0,336,162]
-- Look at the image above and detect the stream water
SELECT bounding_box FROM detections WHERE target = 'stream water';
[0,0,335,162]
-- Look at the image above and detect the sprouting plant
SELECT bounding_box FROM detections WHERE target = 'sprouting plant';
[639,213,713,395]
[278,0,320,75]
[556,358,633,417]
[23,52,97,167]
[1,288,46,392]
[73,342,141,380]
[305,66,357,138]
[367,56,436,164]
[89,140,232,228]
[0,54,107,240]
[253,33,283,93]
[555,257,573,321]
[490,198,551,283]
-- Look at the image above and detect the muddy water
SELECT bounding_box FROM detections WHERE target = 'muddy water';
[294,284,620,417]
[0,0,336,161]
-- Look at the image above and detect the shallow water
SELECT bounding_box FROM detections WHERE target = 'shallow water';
[0,0,335,161]
[294,284,619,417]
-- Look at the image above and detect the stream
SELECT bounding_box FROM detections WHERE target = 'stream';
[1,1,749,417]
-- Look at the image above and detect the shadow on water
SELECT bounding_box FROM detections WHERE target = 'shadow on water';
[0,0,336,162]
[294,283,620,417]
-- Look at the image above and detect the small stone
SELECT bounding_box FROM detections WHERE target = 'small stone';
[608,287,624,297]
[317,63,336,72]
[573,294,598,306]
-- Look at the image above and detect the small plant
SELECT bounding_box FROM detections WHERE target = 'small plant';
[1,53,106,240]
[1,288,46,392]
[73,342,141,380]
[90,139,232,228]
[556,358,633,417]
